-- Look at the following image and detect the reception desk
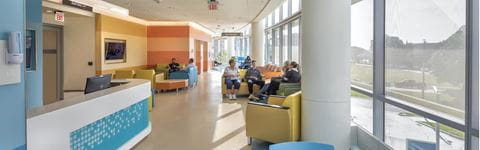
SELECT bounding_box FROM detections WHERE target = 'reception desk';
[27,79,152,150]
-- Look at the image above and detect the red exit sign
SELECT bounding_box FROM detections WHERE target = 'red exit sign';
[55,11,64,22]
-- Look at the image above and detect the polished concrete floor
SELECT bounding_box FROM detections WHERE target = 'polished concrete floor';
[133,71,270,150]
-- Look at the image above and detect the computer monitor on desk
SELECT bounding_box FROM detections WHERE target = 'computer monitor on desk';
[84,74,112,94]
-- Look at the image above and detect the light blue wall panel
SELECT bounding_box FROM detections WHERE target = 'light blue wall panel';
[0,0,26,149]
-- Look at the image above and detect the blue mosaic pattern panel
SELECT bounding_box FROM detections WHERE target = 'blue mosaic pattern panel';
[70,99,149,150]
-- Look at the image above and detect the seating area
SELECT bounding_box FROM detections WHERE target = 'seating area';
[114,65,198,91]
[221,65,299,96]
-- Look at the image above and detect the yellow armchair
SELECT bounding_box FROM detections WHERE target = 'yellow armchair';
[114,70,135,79]
[134,70,156,112]
[245,91,301,144]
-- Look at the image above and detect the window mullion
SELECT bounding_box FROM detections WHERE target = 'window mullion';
[373,0,386,141]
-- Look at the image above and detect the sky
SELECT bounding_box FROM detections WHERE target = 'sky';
[351,0,466,50]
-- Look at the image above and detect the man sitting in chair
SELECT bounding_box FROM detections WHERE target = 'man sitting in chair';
[245,60,265,100]
[168,58,181,73]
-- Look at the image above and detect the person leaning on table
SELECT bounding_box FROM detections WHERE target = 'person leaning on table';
[223,59,241,100]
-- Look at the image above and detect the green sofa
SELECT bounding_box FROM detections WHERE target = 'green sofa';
[277,83,301,96]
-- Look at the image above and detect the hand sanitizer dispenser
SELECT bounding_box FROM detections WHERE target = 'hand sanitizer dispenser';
[6,32,23,64]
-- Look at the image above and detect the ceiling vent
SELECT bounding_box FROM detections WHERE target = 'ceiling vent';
[208,0,219,10]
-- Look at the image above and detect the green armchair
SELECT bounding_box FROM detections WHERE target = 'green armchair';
[155,64,170,79]
[277,83,301,96]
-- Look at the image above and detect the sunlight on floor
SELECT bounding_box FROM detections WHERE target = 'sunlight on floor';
[213,130,249,150]
[212,104,245,142]
[216,103,243,118]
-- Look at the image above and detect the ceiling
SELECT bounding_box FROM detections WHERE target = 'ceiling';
[102,0,284,33]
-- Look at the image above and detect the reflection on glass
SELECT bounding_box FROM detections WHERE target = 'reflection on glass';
[385,0,466,122]
[351,90,373,132]
[291,20,300,63]
[385,104,465,150]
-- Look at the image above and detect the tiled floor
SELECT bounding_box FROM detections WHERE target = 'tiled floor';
[133,71,270,150]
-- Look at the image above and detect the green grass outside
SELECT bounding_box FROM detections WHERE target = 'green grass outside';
[351,90,371,99]
[417,121,465,140]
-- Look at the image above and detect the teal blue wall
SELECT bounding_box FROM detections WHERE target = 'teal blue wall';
[26,0,43,108]
[0,0,26,149]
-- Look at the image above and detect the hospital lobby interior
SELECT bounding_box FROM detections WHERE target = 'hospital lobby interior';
[0,0,479,150]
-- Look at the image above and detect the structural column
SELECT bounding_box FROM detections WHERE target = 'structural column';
[251,20,265,65]
[227,37,235,57]
[301,0,351,149]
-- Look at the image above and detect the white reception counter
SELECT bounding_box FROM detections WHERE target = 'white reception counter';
[27,79,152,150]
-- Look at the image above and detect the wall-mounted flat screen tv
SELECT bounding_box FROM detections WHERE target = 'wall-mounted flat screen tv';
[105,39,126,63]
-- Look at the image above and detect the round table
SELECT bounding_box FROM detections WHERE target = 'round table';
[269,142,334,150]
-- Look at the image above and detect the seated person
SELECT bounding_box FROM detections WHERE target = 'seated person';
[184,58,196,72]
[266,61,301,95]
[224,59,241,100]
[245,60,265,100]
[240,56,252,69]
[168,58,181,73]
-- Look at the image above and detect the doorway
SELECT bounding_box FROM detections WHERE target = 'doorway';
[43,25,64,105]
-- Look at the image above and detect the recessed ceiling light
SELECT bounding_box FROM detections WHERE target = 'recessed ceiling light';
[46,10,54,13]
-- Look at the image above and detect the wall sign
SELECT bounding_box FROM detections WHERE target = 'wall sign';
[221,32,243,37]
[54,11,65,22]
[62,0,93,12]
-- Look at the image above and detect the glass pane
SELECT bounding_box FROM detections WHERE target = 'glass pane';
[385,0,466,123]
[275,8,280,24]
[385,104,465,150]
[265,31,273,64]
[291,20,300,63]
[282,1,289,20]
[292,0,300,14]
[267,14,272,27]
[351,90,373,132]
[351,0,373,90]
[274,28,280,65]
[282,26,289,62]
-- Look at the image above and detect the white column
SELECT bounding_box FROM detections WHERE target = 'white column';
[301,0,351,149]
[251,20,265,65]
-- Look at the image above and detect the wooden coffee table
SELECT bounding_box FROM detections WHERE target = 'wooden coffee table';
[156,79,188,92]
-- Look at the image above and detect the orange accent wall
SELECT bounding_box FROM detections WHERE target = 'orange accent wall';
[146,25,213,70]
[147,51,190,65]
[147,26,189,38]
[147,26,191,66]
